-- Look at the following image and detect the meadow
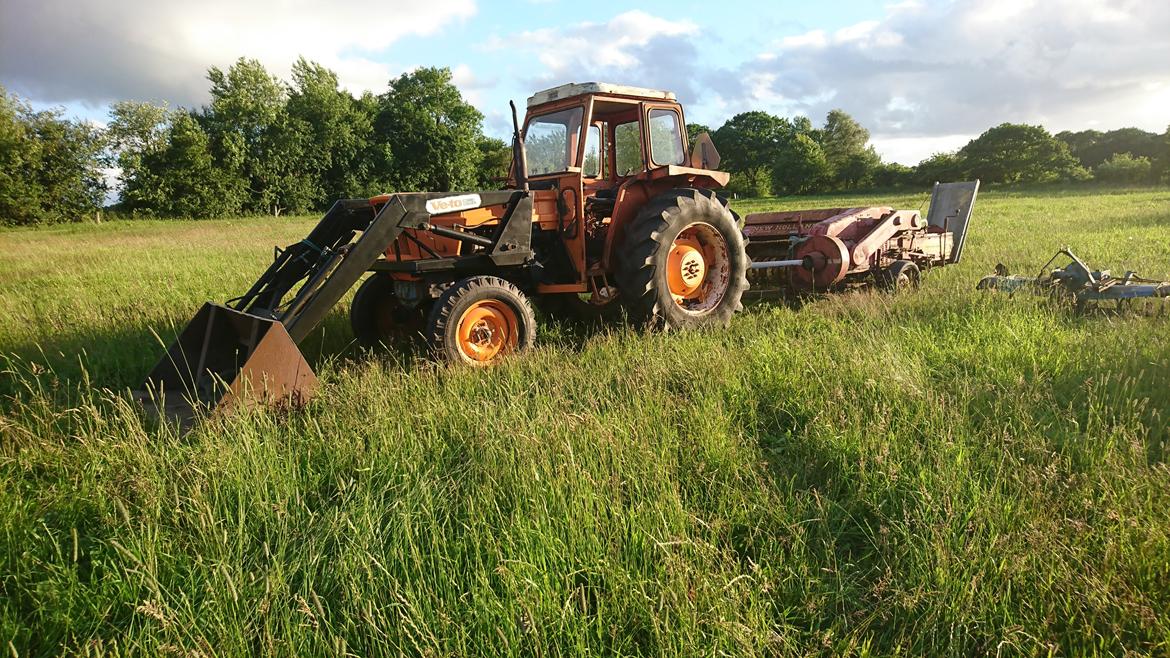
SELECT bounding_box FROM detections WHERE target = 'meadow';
[1,187,1168,656]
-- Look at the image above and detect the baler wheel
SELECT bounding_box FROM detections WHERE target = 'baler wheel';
[350,274,427,347]
[427,276,536,365]
[880,260,921,291]
[615,188,749,330]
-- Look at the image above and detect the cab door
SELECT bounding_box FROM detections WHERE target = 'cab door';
[640,102,688,172]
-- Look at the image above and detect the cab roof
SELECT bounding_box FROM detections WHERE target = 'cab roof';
[527,82,677,108]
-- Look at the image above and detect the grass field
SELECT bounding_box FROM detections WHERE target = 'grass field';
[2,187,1169,656]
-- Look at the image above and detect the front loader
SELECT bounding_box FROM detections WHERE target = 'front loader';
[138,82,977,419]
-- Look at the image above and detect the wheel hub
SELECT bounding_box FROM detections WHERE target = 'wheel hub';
[668,239,708,299]
[469,321,495,344]
[457,300,517,362]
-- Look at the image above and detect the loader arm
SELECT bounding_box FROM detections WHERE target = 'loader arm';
[139,190,533,420]
[232,190,531,342]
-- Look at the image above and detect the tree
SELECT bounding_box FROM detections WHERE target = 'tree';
[204,58,313,215]
[819,109,879,189]
[1094,153,1152,184]
[685,123,711,146]
[286,58,376,205]
[913,152,966,187]
[958,124,1088,184]
[107,100,172,213]
[374,67,483,192]
[0,86,107,226]
[474,137,511,189]
[837,148,881,188]
[771,133,832,195]
[713,111,786,196]
[871,162,914,189]
[1158,126,1170,183]
[148,112,246,218]
[0,88,38,224]
[1057,128,1163,170]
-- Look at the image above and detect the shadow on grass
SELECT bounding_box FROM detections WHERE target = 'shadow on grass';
[0,310,363,403]
[0,299,641,406]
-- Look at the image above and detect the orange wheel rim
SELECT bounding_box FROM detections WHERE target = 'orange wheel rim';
[456,300,518,362]
[667,223,730,311]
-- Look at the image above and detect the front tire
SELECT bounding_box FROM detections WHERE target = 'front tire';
[350,274,427,347]
[615,189,749,330]
[426,276,537,365]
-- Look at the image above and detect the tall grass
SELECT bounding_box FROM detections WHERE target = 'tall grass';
[1,188,1168,656]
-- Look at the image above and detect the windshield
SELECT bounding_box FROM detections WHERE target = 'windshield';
[524,107,584,176]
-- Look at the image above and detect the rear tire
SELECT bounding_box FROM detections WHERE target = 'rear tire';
[350,274,427,347]
[615,188,749,330]
[426,276,536,365]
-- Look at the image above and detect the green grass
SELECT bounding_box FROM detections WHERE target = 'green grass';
[1,187,1169,656]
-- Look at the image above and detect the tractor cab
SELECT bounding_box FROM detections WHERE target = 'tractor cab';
[514,83,729,298]
[519,82,724,191]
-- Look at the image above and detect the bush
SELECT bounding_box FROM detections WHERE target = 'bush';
[913,152,966,187]
[1094,152,1153,184]
[959,123,1088,184]
[871,162,914,189]
[0,86,108,226]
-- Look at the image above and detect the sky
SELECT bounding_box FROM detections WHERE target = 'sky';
[2,0,1168,165]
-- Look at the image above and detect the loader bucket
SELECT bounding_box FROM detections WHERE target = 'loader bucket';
[136,303,317,422]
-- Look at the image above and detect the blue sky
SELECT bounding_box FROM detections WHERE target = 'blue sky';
[3,0,1168,165]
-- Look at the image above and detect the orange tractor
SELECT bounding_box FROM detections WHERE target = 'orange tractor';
[139,82,977,416]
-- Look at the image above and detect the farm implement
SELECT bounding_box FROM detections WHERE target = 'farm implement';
[137,82,979,419]
[743,181,977,295]
[977,248,1170,311]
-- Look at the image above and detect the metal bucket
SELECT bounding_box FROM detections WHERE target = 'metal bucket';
[135,303,318,422]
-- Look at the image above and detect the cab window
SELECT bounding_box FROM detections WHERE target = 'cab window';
[582,124,602,178]
[648,109,685,166]
[525,107,584,176]
[614,120,642,176]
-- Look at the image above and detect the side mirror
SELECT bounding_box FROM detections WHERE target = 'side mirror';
[689,132,721,170]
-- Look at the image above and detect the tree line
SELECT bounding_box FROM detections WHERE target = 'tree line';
[698,112,1170,198]
[1,60,509,226]
[2,58,1169,226]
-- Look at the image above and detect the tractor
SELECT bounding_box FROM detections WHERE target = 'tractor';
[138,82,977,418]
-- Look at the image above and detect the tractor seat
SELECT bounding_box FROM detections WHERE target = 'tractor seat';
[586,191,616,218]
[593,188,618,200]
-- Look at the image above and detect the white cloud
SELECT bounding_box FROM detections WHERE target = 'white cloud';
[716,0,1170,162]
[871,134,976,166]
[4,0,1167,168]
[490,10,703,101]
[0,0,476,107]
[449,63,499,106]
